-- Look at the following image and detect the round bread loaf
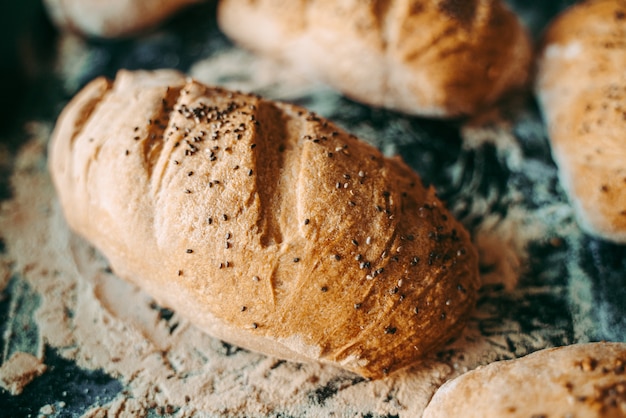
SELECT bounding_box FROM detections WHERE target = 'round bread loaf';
[422,342,626,418]
[43,0,203,38]
[217,0,532,118]
[48,69,480,379]
[535,0,626,243]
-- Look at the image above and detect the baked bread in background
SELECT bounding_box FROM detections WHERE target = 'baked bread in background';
[217,0,532,118]
[422,342,626,417]
[48,69,480,379]
[43,0,204,38]
[535,0,626,243]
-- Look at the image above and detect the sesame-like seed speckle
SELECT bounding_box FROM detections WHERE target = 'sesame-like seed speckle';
[186,249,193,253]
[384,326,397,335]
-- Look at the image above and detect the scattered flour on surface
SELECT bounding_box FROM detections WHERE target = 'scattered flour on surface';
[0,34,599,416]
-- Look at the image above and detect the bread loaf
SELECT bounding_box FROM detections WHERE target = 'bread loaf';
[422,342,626,417]
[43,0,203,38]
[217,0,532,118]
[48,69,479,379]
[535,0,626,242]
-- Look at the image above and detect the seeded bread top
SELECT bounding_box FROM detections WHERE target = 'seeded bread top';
[48,69,479,378]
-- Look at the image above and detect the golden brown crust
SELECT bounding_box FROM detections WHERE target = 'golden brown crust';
[217,0,532,117]
[48,69,480,379]
[535,0,626,242]
[43,0,203,38]
[422,342,626,418]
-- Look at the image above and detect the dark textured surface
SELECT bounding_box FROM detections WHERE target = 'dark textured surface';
[0,0,623,416]
[0,346,123,418]
[582,239,626,342]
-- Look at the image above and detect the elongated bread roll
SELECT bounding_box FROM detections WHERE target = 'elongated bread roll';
[217,0,532,118]
[535,0,626,242]
[43,0,204,38]
[48,69,479,379]
[423,342,626,418]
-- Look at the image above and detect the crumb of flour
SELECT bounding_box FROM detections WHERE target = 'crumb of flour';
[39,404,55,415]
[0,352,46,395]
